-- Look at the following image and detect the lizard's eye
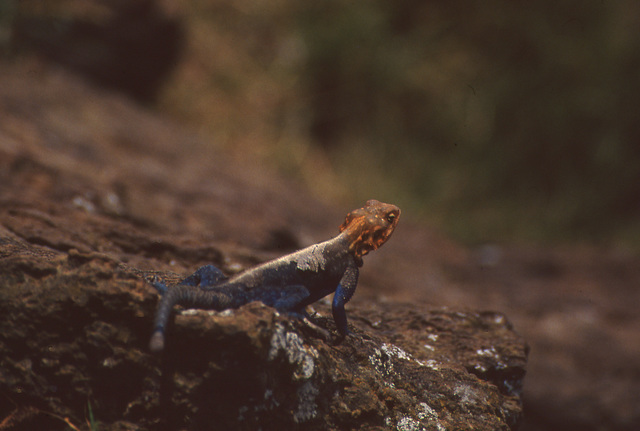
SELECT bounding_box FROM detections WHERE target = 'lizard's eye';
[386,213,396,223]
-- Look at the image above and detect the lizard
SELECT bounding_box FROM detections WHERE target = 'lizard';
[149,199,400,352]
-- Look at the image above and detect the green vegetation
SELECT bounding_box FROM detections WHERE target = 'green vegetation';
[5,0,639,246]
[0,0,16,53]
[87,400,98,431]
[294,0,640,245]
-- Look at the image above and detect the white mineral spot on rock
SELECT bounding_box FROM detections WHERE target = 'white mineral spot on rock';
[396,415,425,431]
[180,309,200,316]
[417,402,446,431]
[180,308,228,317]
[369,347,395,382]
[268,323,318,380]
[103,191,124,214]
[382,343,411,360]
[72,195,96,213]
[476,347,498,358]
[102,357,117,368]
[293,381,318,423]
[454,383,483,406]
[237,405,248,421]
[417,402,436,420]
[425,359,440,370]
[474,363,488,373]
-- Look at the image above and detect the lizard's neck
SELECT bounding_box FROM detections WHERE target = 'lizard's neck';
[329,231,363,267]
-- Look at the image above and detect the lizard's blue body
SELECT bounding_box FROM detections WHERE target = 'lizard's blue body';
[149,200,400,351]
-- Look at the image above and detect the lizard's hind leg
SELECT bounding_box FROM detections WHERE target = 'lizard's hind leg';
[149,285,233,352]
[181,264,228,289]
[271,285,332,341]
[148,264,226,296]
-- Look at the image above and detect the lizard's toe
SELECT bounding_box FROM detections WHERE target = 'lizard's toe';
[149,331,165,352]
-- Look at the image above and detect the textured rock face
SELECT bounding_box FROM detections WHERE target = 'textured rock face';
[0,62,527,430]
[0,256,526,430]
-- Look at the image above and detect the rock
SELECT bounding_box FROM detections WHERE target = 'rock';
[0,246,526,430]
[0,61,528,430]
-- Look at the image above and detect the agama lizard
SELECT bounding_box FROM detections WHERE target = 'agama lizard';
[149,200,400,352]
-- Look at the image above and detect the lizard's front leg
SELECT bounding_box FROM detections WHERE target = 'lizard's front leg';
[270,285,310,312]
[332,262,359,339]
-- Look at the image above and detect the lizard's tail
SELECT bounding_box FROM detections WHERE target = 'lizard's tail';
[149,285,232,352]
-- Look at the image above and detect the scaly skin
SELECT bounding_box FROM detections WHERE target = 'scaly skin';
[149,200,400,352]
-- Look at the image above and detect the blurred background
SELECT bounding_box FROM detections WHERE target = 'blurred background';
[3,0,639,248]
[2,1,639,430]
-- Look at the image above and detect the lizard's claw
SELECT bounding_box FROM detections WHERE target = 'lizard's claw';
[331,331,350,345]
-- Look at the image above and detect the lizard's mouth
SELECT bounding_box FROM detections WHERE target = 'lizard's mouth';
[353,225,389,256]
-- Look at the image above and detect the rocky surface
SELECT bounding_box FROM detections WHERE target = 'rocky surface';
[2,3,639,430]
[0,61,527,430]
[2,54,640,430]
[0,257,526,430]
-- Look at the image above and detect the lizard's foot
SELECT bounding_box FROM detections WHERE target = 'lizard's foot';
[299,316,331,341]
[150,277,168,295]
[149,330,165,352]
[279,308,331,341]
[331,331,350,345]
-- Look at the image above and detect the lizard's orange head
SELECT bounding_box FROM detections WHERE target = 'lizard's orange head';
[339,199,400,260]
